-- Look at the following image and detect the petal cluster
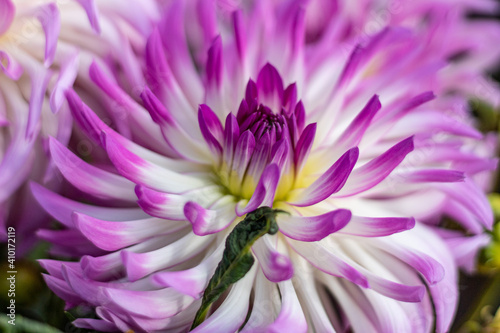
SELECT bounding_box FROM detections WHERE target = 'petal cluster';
[33,0,499,332]
[0,0,158,253]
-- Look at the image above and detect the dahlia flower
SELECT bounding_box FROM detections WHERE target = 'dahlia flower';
[35,0,499,332]
[0,0,158,253]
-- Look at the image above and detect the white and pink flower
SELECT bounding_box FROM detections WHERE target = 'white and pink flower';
[34,0,499,332]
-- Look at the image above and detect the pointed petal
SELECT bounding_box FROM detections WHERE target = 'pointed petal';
[103,132,208,194]
[0,0,14,35]
[335,137,414,197]
[334,95,381,152]
[267,280,308,332]
[206,35,223,88]
[340,216,415,237]
[279,209,352,241]
[121,233,215,281]
[289,147,359,206]
[136,185,219,221]
[152,242,224,299]
[73,213,187,251]
[198,104,224,156]
[50,51,79,112]
[294,123,316,171]
[253,235,294,282]
[74,0,101,33]
[256,63,284,111]
[184,196,237,235]
[289,239,369,288]
[35,3,60,66]
[236,164,280,216]
[49,137,136,201]
[0,50,23,80]
[30,182,146,228]
[104,287,194,319]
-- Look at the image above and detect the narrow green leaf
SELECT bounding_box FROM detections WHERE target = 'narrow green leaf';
[191,206,286,329]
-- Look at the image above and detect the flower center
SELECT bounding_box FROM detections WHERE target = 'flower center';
[238,104,286,144]
[202,65,317,205]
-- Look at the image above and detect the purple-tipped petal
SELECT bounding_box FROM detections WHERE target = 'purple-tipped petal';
[152,242,224,299]
[340,216,416,237]
[27,68,51,139]
[35,3,60,67]
[256,63,284,111]
[366,274,425,303]
[206,35,223,88]
[294,123,316,171]
[232,131,256,180]
[289,147,359,206]
[279,209,352,241]
[50,51,79,112]
[289,239,369,288]
[198,104,224,156]
[74,0,101,33]
[184,196,236,236]
[336,137,414,197]
[104,287,194,319]
[236,164,280,216]
[253,235,294,282]
[334,95,381,152]
[121,233,215,281]
[49,137,136,201]
[73,212,187,251]
[136,185,219,221]
[267,280,308,333]
[0,0,14,35]
[373,239,446,285]
[42,274,82,310]
[73,318,118,332]
[403,169,465,183]
[223,113,240,167]
[440,179,494,230]
[30,182,146,228]
[103,132,207,194]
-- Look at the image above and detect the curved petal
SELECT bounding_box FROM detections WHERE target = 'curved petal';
[335,137,414,197]
[184,195,237,235]
[73,212,188,251]
[236,164,280,216]
[278,209,352,241]
[49,137,137,202]
[339,216,415,237]
[0,0,15,35]
[288,147,359,206]
[34,3,60,66]
[252,235,294,282]
[121,232,215,281]
[103,132,208,194]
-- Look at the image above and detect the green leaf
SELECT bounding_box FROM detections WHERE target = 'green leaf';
[191,206,286,329]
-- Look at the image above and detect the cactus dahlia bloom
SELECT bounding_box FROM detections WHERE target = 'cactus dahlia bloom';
[0,0,158,252]
[35,0,499,332]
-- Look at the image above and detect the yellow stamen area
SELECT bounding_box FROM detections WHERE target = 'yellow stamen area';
[215,161,302,205]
